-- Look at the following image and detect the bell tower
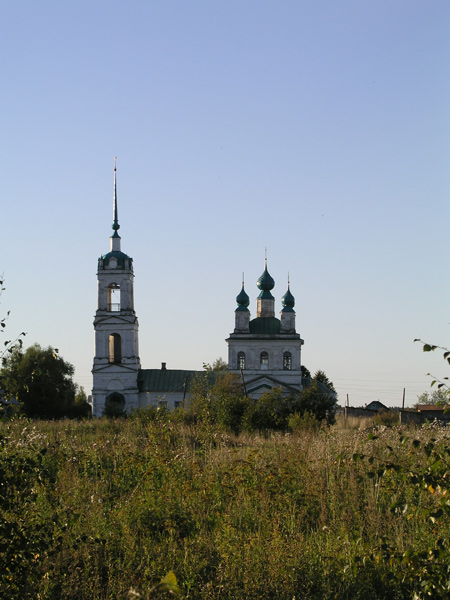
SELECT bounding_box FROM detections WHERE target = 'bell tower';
[91,160,141,416]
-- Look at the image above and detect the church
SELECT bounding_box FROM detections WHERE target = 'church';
[90,167,304,417]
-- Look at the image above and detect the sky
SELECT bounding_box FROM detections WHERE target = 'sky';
[2,1,450,407]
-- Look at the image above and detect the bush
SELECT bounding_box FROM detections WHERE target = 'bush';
[373,410,398,427]
[288,410,323,433]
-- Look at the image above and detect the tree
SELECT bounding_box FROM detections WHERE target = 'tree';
[298,379,337,424]
[1,344,77,418]
[301,365,311,379]
[414,388,449,409]
[68,386,92,418]
[313,369,335,392]
[212,372,250,434]
[203,357,228,372]
[243,387,298,432]
[182,363,338,432]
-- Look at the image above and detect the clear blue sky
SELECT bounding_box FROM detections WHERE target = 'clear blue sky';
[2,1,449,406]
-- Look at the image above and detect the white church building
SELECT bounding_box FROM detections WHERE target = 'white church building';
[226,264,304,399]
[90,167,304,417]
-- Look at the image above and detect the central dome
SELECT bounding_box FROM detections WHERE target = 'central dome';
[257,265,275,292]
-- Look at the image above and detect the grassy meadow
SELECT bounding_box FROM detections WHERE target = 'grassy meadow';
[1,413,450,599]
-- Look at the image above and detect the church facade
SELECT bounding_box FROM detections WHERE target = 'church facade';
[226,264,304,398]
[90,168,304,416]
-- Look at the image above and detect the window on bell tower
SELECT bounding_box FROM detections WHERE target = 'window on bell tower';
[109,333,122,363]
[283,351,292,370]
[260,351,269,370]
[238,351,246,370]
[107,284,121,312]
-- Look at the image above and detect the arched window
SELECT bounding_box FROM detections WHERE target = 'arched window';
[107,283,121,312]
[283,351,292,370]
[109,333,122,364]
[260,351,269,370]
[238,351,246,370]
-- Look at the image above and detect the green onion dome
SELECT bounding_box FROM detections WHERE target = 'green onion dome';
[257,265,275,292]
[236,284,250,311]
[281,285,295,312]
[257,263,275,300]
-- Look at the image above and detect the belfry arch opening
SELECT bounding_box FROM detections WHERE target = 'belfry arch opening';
[107,283,121,312]
[283,352,292,370]
[109,333,122,364]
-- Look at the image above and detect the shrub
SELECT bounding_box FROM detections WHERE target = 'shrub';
[288,410,322,433]
[373,409,398,427]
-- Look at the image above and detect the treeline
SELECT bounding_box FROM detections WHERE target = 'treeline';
[1,342,336,430]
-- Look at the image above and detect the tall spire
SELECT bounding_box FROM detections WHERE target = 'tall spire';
[112,157,120,236]
[110,157,121,252]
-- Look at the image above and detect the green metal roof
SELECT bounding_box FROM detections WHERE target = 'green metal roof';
[249,317,281,334]
[138,369,202,393]
[98,250,133,270]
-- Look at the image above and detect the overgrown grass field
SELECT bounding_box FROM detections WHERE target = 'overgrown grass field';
[1,414,450,599]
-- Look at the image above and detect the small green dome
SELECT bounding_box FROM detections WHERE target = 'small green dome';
[282,286,295,311]
[236,285,249,310]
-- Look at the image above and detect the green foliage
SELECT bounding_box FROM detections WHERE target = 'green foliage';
[414,388,449,409]
[213,373,251,435]
[313,369,335,392]
[0,278,27,361]
[372,409,399,427]
[288,410,322,433]
[103,396,127,418]
[181,368,337,433]
[129,571,181,598]
[299,379,337,424]
[67,386,91,418]
[129,405,162,424]
[414,338,450,400]
[0,428,58,598]
[1,343,77,418]
[301,364,311,379]
[243,387,299,432]
[202,357,227,373]
[3,417,444,599]
[350,432,450,598]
